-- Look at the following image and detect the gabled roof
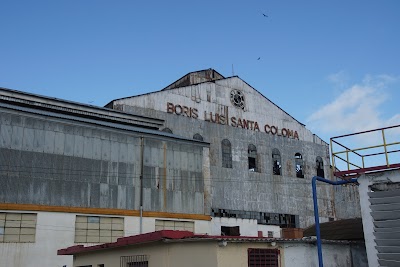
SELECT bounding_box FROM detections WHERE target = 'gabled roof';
[105,69,305,126]
[162,68,225,90]
[58,230,356,256]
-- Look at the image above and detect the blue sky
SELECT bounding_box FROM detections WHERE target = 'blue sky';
[1,0,399,144]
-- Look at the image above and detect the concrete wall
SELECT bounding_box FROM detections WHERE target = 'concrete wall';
[0,210,212,267]
[111,77,360,228]
[71,239,366,267]
[210,217,281,237]
[73,241,219,267]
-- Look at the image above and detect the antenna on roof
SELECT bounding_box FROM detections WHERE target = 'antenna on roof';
[232,64,235,76]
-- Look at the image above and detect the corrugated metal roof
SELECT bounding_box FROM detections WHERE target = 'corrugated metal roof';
[0,102,209,146]
[58,230,360,256]
[0,86,164,129]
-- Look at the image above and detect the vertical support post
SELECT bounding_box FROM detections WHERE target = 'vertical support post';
[382,129,389,167]
[312,176,358,267]
[139,136,144,234]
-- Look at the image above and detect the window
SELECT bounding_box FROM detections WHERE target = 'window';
[295,153,304,178]
[161,128,173,134]
[316,156,324,178]
[0,213,36,243]
[272,149,281,175]
[155,219,194,232]
[221,226,240,236]
[193,133,204,141]
[248,144,257,172]
[121,255,149,267]
[222,139,232,168]
[248,248,279,267]
[75,215,124,243]
[267,231,274,238]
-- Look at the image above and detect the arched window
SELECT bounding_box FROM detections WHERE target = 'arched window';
[161,128,173,134]
[295,153,304,178]
[272,148,281,175]
[316,156,324,178]
[193,133,204,141]
[222,139,232,168]
[248,144,257,172]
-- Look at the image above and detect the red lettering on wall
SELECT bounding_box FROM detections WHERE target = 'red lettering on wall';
[231,117,237,127]
[167,102,175,114]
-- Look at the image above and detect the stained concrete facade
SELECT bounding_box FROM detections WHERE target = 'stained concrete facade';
[107,69,361,228]
[0,87,211,267]
[0,89,209,214]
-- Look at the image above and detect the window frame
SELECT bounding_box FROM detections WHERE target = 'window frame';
[221,139,233,168]
[248,144,257,172]
[0,212,37,243]
[248,248,279,267]
[75,215,124,243]
[272,148,282,176]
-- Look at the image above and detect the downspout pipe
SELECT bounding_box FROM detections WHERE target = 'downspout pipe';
[139,137,144,234]
[312,176,358,267]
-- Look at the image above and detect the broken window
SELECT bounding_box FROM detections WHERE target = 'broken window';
[316,156,324,178]
[221,226,240,236]
[248,144,257,172]
[161,128,173,134]
[272,148,281,175]
[193,133,204,141]
[222,139,232,168]
[295,153,304,178]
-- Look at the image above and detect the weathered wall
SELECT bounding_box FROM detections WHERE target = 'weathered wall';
[69,239,365,267]
[358,169,400,267]
[0,107,207,215]
[111,77,355,228]
[0,211,212,267]
[210,217,281,237]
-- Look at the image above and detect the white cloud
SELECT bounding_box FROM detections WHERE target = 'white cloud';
[307,74,400,137]
[308,74,400,171]
[327,70,349,89]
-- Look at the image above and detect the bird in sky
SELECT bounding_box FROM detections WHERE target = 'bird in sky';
[262,13,268,17]
[257,57,261,60]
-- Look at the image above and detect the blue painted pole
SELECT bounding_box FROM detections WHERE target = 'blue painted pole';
[312,176,358,267]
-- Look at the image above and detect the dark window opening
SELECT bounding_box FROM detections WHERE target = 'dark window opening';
[193,133,204,141]
[221,226,240,236]
[248,248,279,267]
[222,139,232,168]
[212,208,298,228]
[295,153,304,178]
[272,149,281,175]
[316,156,324,178]
[248,144,257,172]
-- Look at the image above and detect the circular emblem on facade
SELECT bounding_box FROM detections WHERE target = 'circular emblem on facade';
[230,89,245,110]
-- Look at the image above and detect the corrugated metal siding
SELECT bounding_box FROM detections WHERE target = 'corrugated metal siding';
[369,189,400,266]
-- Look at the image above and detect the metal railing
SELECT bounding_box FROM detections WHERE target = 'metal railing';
[331,125,400,178]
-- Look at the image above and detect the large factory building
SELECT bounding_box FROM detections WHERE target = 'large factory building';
[106,69,360,230]
[0,69,360,266]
